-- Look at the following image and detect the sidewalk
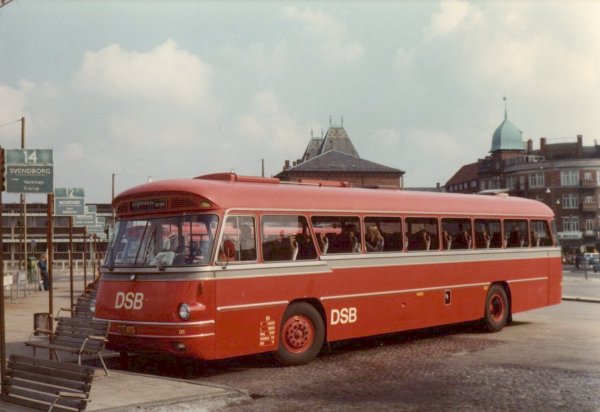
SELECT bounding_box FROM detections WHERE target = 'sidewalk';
[562,267,600,303]
[2,272,250,411]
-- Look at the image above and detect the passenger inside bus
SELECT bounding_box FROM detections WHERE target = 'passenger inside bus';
[365,226,384,252]
[456,224,472,249]
[409,229,432,251]
[332,223,360,253]
[443,230,452,250]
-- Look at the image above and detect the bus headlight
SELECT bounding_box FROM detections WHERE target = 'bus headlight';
[178,303,191,320]
[90,299,96,314]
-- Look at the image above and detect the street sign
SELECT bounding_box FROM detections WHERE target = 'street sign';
[74,204,97,228]
[55,187,85,216]
[6,149,53,193]
[74,213,96,226]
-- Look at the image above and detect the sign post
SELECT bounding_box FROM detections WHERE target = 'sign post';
[6,149,53,273]
[54,188,85,309]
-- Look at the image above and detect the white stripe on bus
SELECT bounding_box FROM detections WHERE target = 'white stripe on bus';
[217,300,289,312]
[110,332,215,339]
[96,319,215,327]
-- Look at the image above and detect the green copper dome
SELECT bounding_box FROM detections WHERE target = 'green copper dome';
[490,110,524,152]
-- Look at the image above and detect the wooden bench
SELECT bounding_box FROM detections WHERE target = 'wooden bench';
[25,317,110,376]
[0,354,94,412]
[57,293,95,319]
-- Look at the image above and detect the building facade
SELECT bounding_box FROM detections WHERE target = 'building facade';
[1,203,111,269]
[277,120,405,189]
[445,107,600,251]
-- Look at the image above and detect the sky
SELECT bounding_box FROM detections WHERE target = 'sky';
[1,0,600,203]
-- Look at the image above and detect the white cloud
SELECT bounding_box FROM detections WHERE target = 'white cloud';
[283,6,364,64]
[222,40,289,76]
[228,91,311,175]
[0,81,30,123]
[425,1,471,40]
[73,39,213,106]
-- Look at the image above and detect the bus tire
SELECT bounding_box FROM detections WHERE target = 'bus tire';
[484,284,509,332]
[274,302,325,366]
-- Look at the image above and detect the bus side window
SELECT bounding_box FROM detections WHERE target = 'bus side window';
[475,219,502,249]
[504,219,529,248]
[262,215,317,262]
[219,216,257,263]
[364,217,402,253]
[311,216,361,254]
[405,217,438,251]
[441,218,472,250]
[531,220,552,247]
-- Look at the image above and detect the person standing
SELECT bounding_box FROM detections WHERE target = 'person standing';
[37,254,49,291]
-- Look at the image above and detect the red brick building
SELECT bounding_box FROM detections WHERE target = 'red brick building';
[446,105,600,251]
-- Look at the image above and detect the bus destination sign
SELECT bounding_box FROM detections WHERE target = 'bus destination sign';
[6,149,54,193]
[130,198,168,212]
[55,187,85,216]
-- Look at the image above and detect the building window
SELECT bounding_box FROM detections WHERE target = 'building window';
[561,170,579,186]
[562,194,579,209]
[506,176,517,190]
[584,195,594,204]
[480,181,486,191]
[563,216,579,232]
[584,171,592,181]
[470,180,477,188]
[586,219,594,232]
[519,175,525,189]
[528,172,545,188]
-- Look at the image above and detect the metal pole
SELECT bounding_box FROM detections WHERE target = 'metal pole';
[46,193,53,338]
[69,216,73,310]
[83,227,87,294]
[93,235,97,282]
[21,117,27,272]
[0,165,7,395]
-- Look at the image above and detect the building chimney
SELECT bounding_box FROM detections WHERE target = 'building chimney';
[284,160,290,170]
[577,134,583,146]
[527,139,533,152]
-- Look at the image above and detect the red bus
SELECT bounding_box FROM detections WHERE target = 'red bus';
[94,173,562,365]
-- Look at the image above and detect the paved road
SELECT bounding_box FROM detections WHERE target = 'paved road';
[104,274,600,411]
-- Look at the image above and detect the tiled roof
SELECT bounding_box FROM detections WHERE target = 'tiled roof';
[318,126,359,158]
[445,161,479,186]
[283,150,403,174]
[302,138,323,161]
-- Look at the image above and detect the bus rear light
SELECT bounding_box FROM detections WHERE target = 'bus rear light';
[90,299,96,314]
[178,303,191,320]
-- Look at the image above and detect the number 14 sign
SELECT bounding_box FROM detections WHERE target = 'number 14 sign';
[5,149,54,193]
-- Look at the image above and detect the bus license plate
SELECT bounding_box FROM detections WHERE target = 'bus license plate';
[116,324,136,335]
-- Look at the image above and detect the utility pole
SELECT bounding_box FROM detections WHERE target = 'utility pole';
[20,117,27,271]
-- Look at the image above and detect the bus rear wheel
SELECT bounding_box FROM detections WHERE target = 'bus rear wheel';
[484,284,509,332]
[274,302,324,366]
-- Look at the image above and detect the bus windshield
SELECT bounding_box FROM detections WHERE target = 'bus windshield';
[103,214,219,268]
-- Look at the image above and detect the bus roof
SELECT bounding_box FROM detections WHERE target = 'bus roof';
[113,173,554,219]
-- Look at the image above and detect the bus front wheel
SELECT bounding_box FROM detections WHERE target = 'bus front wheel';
[274,302,324,366]
[484,284,509,332]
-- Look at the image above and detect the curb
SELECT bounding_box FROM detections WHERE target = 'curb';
[94,370,251,412]
[97,390,251,412]
[562,295,600,304]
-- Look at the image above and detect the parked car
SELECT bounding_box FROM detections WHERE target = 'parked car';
[575,252,599,269]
